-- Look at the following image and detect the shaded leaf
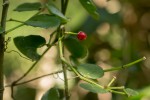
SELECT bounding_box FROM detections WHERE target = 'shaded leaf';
[64,37,88,58]
[80,83,108,93]
[41,88,59,100]
[46,4,68,23]
[79,0,99,19]
[14,2,41,12]
[125,88,139,97]
[25,14,61,28]
[77,63,104,79]
[69,56,80,66]
[14,35,46,60]
[15,86,36,100]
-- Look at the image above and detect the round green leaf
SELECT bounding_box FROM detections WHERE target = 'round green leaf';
[41,88,59,100]
[80,83,108,93]
[79,0,99,19]
[77,63,104,79]
[14,2,41,12]
[64,37,88,58]
[13,35,46,60]
[25,14,61,28]
[46,4,68,23]
[125,88,139,97]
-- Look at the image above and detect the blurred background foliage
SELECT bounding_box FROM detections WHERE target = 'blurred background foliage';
[0,0,150,100]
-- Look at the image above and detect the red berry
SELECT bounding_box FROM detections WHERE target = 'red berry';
[77,31,87,40]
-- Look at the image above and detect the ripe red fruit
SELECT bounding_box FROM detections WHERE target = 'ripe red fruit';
[77,31,87,40]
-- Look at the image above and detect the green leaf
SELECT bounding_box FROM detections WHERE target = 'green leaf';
[0,27,4,34]
[14,2,41,12]
[46,4,68,23]
[77,63,104,79]
[41,88,59,100]
[125,88,139,97]
[14,35,46,60]
[79,0,99,19]
[25,14,61,28]
[64,37,88,58]
[80,83,108,93]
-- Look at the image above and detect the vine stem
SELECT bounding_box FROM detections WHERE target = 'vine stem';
[58,26,70,100]
[58,36,104,91]
[5,70,63,87]
[0,0,9,99]
[104,56,146,72]
[60,0,70,100]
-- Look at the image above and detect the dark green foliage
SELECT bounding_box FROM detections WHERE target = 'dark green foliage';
[25,14,61,28]
[64,37,88,58]
[14,2,41,11]
[14,35,46,60]
[15,86,36,100]
[79,0,99,19]
[46,4,68,23]
[41,88,60,100]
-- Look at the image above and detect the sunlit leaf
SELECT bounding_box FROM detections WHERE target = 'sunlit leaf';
[79,0,99,19]
[80,83,108,93]
[14,35,46,60]
[41,88,59,100]
[77,63,104,79]
[25,14,61,28]
[125,88,139,97]
[14,2,41,11]
[64,37,88,58]
[46,4,68,23]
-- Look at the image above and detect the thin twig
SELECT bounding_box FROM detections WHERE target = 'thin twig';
[5,70,63,87]
[5,50,31,61]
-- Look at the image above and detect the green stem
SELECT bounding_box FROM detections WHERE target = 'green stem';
[65,32,77,35]
[58,27,70,100]
[60,1,70,99]
[107,76,116,87]
[104,57,146,72]
[108,86,125,90]
[58,30,104,98]
[8,18,25,24]
[5,23,24,34]
[109,89,126,95]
